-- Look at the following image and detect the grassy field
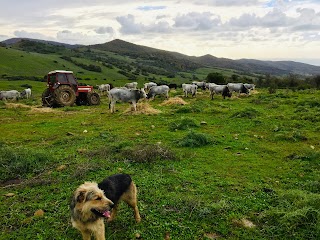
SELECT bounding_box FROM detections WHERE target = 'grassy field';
[0,84,320,240]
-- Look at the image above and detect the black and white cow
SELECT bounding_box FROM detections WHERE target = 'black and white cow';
[147,85,169,100]
[124,82,138,89]
[144,82,157,92]
[108,88,147,113]
[182,84,197,97]
[209,84,231,100]
[97,84,111,95]
[0,90,20,101]
[227,83,249,95]
[20,88,32,99]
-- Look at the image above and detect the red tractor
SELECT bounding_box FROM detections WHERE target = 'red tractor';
[42,70,100,107]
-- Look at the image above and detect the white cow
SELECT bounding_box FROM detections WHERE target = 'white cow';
[205,82,217,90]
[124,82,138,89]
[147,85,169,100]
[0,90,20,101]
[182,84,197,97]
[97,84,111,95]
[144,82,157,92]
[244,83,255,92]
[21,88,32,99]
[108,88,147,113]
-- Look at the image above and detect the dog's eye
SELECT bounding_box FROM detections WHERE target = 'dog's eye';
[96,197,102,201]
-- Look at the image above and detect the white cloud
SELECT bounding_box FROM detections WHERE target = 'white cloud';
[173,12,221,30]
[116,14,144,34]
[0,0,320,64]
[13,30,55,41]
[94,26,115,35]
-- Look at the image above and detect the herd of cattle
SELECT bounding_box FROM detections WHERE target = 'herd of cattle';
[99,81,255,113]
[0,88,31,101]
[0,81,255,113]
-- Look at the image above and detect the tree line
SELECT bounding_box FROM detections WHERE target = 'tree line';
[206,72,320,91]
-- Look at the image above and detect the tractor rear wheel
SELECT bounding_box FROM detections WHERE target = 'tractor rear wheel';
[87,92,100,105]
[54,85,76,107]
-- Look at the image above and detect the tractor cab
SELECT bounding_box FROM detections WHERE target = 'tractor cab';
[47,70,78,92]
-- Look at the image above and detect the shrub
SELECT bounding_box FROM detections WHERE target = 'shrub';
[176,131,212,147]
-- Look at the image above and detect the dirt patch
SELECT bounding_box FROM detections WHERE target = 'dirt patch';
[160,97,188,106]
[0,178,22,187]
[124,102,161,115]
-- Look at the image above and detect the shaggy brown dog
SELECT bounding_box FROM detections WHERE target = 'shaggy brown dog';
[70,174,141,240]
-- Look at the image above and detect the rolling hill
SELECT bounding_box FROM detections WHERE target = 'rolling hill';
[90,39,320,75]
[1,38,320,78]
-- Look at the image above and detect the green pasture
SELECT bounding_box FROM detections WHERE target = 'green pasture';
[0,85,320,239]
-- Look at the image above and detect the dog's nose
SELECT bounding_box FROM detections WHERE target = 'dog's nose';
[109,202,114,208]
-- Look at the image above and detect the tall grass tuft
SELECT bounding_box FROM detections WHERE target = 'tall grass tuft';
[176,131,212,147]
[120,143,177,163]
[175,105,202,113]
[168,117,198,131]
[0,145,55,183]
[258,189,320,239]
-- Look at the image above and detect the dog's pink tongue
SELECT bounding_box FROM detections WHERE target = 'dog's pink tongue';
[103,211,111,218]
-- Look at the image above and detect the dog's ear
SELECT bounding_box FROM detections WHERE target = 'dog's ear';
[76,190,86,203]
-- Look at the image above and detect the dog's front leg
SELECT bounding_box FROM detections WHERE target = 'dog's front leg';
[93,220,105,240]
[80,230,91,240]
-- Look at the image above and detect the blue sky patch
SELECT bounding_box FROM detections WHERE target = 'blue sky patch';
[137,6,166,11]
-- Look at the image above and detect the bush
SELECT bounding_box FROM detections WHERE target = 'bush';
[176,131,212,147]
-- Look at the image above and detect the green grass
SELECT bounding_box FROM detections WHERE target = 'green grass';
[0,86,320,239]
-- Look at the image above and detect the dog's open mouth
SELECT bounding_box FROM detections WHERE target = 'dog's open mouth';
[92,209,111,219]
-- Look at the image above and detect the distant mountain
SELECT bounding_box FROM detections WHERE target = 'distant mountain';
[90,39,202,72]
[2,38,82,49]
[2,37,320,75]
[90,39,320,75]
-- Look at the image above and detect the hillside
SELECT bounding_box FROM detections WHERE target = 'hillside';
[90,39,320,75]
[1,38,320,79]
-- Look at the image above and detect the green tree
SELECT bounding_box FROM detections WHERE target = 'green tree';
[314,75,320,89]
[206,72,225,84]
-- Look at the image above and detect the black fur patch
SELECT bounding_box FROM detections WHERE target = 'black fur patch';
[98,174,132,206]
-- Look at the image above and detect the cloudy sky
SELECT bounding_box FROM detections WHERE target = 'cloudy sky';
[1,0,320,65]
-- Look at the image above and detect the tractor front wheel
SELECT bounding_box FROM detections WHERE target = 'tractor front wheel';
[87,92,100,105]
[54,85,76,107]
[42,89,53,107]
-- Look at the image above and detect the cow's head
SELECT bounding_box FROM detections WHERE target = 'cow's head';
[139,88,147,99]
[241,85,249,94]
[222,86,232,99]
